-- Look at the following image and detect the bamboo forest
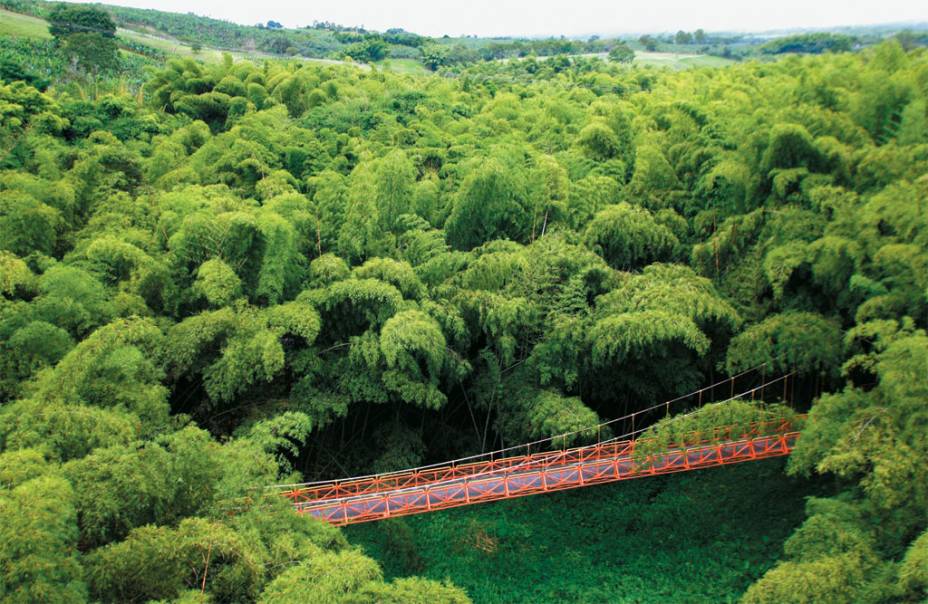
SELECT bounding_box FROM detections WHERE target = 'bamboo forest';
[0,1,926,602]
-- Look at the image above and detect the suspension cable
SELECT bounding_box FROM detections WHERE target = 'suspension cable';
[273,364,786,490]
[282,374,797,507]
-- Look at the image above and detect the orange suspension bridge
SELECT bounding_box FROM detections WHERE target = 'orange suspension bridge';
[275,368,804,526]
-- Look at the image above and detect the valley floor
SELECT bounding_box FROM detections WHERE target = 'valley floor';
[348,458,826,603]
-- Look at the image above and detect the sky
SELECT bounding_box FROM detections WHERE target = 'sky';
[69,0,926,37]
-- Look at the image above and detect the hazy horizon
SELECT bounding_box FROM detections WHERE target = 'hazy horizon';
[57,0,927,38]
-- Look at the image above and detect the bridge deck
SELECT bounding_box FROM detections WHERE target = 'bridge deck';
[281,419,801,526]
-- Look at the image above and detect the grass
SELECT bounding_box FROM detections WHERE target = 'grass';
[376,58,430,76]
[117,28,228,62]
[634,51,735,69]
[118,28,371,69]
[0,8,51,39]
[347,458,827,604]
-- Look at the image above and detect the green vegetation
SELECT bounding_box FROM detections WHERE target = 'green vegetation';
[633,51,735,68]
[8,0,921,76]
[0,35,156,93]
[377,58,429,75]
[634,401,802,461]
[349,459,826,603]
[47,3,119,76]
[1,2,927,602]
[760,33,856,55]
[114,27,330,66]
[0,7,50,38]
[608,42,635,63]
[7,0,624,65]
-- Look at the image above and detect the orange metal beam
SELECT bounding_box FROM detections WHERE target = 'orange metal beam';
[281,417,803,526]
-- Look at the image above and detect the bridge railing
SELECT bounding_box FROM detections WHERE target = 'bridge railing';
[294,418,803,526]
[282,414,804,508]
[275,366,791,502]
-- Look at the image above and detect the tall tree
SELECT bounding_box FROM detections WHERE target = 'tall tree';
[47,4,119,76]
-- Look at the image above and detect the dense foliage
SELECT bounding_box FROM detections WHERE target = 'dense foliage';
[760,33,857,55]
[1,16,927,602]
[0,7,157,94]
[46,3,119,75]
[350,458,826,603]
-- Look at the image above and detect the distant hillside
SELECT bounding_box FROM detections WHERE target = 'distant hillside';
[0,0,389,59]
[0,0,737,66]
[2,0,926,72]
